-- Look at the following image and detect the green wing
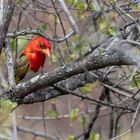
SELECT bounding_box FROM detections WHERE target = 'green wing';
[14,55,29,83]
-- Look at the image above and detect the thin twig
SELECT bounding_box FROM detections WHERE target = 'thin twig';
[51,0,72,54]
[53,85,134,111]
[121,39,140,48]
[17,126,57,140]
[84,90,105,139]
[105,88,114,139]
[114,110,129,137]
[131,101,140,130]
[111,129,131,140]
[58,0,79,33]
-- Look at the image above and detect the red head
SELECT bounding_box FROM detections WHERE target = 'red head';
[21,37,51,72]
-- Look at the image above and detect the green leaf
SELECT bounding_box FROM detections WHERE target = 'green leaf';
[66,135,75,140]
[108,27,118,36]
[90,130,100,140]
[0,100,17,124]
[129,75,140,90]
[80,83,94,95]
[16,0,24,5]
[99,48,105,55]
[78,2,86,10]
[73,0,80,6]
[69,108,79,121]
[55,15,60,24]
[47,110,59,118]
[89,3,96,11]
[0,100,17,113]
[79,116,88,130]
[98,20,108,33]
[64,0,73,5]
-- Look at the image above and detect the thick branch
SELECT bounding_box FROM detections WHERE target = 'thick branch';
[20,73,94,104]
[0,47,135,102]
[0,0,15,53]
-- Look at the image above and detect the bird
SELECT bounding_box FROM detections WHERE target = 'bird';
[14,36,51,83]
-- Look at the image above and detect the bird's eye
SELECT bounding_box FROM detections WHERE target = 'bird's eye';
[39,43,44,49]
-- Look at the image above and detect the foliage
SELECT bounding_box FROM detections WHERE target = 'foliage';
[69,108,79,121]
[0,100,17,124]
[90,130,100,140]
[47,110,59,118]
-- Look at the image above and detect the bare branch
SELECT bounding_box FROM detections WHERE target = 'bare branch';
[53,85,133,110]
[0,0,15,54]
[5,39,16,87]
[131,101,140,130]
[84,90,105,139]
[17,126,58,140]
[20,70,133,105]
[111,129,131,140]
[5,39,17,140]
[58,0,79,33]
[7,29,75,43]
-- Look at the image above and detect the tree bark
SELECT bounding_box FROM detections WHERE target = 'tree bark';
[0,0,15,53]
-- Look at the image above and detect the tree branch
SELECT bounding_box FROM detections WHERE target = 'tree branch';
[0,0,15,53]
[0,41,135,102]
[7,28,76,43]
[5,39,16,87]
[17,126,57,140]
